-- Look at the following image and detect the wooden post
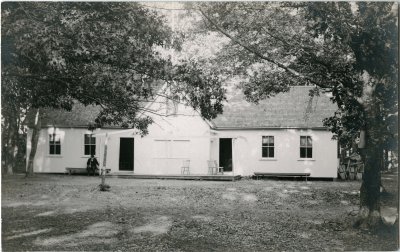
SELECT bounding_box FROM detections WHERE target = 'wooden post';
[101,133,108,186]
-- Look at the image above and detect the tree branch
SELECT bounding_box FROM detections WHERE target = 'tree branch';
[198,8,327,88]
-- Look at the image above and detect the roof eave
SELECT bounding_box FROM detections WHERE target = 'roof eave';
[213,126,329,130]
[29,124,130,130]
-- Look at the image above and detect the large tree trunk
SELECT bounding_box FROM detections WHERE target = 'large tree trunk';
[356,127,383,229]
[6,127,16,175]
[355,98,386,229]
[2,112,19,175]
[352,73,391,229]
[14,116,26,173]
[26,109,41,176]
[8,115,20,175]
[2,118,11,175]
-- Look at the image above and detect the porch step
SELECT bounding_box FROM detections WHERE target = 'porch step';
[109,174,242,181]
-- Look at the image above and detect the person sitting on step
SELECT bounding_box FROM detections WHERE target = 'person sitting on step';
[86,154,99,176]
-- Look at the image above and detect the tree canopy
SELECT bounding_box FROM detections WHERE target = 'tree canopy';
[1,2,226,174]
[2,2,225,130]
[188,2,398,227]
[187,2,397,149]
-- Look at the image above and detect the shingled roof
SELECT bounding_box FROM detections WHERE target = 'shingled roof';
[26,80,166,128]
[28,86,337,129]
[211,86,337,129]
[26,103,102,128]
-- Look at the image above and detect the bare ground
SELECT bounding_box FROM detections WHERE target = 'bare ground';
[2,173,398,251]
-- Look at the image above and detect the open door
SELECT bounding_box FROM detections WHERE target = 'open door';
[219,138,233,172]
[119,138,134,171]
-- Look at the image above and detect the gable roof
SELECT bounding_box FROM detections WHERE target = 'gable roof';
[28,86,337,130]
[26,103,102,128]
[211,86,337,129]
[26,79,166,128]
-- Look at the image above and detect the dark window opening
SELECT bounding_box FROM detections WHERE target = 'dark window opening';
[300,136,312,158]
[49,134,61,155]
[262,136,275,158]
[84,134,96,155]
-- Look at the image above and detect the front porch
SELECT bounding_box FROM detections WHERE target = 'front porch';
[108,172,241,181]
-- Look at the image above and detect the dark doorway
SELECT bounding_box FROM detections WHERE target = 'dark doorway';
[119,138,134,171]
[219,138,233,172]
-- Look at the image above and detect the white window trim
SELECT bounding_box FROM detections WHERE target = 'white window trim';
[82,132,97,157]
[153,139,190,159]
[261,135,275,159]
[299,135,313,159]
[48,133,62,156]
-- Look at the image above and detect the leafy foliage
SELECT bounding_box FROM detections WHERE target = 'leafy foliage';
[190,2,397,219]
[190,2,397,150]
[2,2,225,132]
[301,2,398,150]
[1,2,226,173]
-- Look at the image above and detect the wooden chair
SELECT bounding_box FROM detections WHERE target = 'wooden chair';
[207,160,217,175]
[181,160,190,175]
[207,160,223,175]
[216,161,224,175]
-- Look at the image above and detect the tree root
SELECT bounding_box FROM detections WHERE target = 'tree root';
[353,207,397,234]
[99,183,111,192]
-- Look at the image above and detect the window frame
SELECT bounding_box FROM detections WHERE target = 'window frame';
[171,139,190,159]
[84,133,96,156]
[261,136,275,159]
[49,133,61,155]
[300,136,313,159]
[153,139,190,159]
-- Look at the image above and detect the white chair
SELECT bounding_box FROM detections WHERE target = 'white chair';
[207,160,223,175]
[216,160,224,175]
[207,160,217,175]
[181,160,190,175]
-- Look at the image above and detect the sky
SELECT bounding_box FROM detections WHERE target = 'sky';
[140,2,229,64]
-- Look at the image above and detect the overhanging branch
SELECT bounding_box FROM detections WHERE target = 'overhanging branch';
[198,8,327,88]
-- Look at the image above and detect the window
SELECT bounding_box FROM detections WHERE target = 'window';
[154,139,190,158]
[262,136,274,158]
[171,140,190,158]
[300,136,312,158]
[84,134,96,155]
[49,134,61,155]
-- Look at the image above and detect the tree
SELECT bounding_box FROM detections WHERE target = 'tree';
[190,2,398,228]
[1,2,225,175]
[1,76,29,174]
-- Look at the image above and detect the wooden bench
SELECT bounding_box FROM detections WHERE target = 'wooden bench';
[254,172,311,181]
[66,167,88,175]
[102,168,111,174]
[65,167,111,175]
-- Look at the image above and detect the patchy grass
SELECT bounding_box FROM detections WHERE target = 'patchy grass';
[2,173,398,251]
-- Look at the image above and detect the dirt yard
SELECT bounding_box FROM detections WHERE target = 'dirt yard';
[2,173,398,251]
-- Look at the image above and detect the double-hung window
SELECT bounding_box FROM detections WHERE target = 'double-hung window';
[300,136,312,158]
[49,134,61,155]
[84,134,96,156]
[262,136,274,158]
